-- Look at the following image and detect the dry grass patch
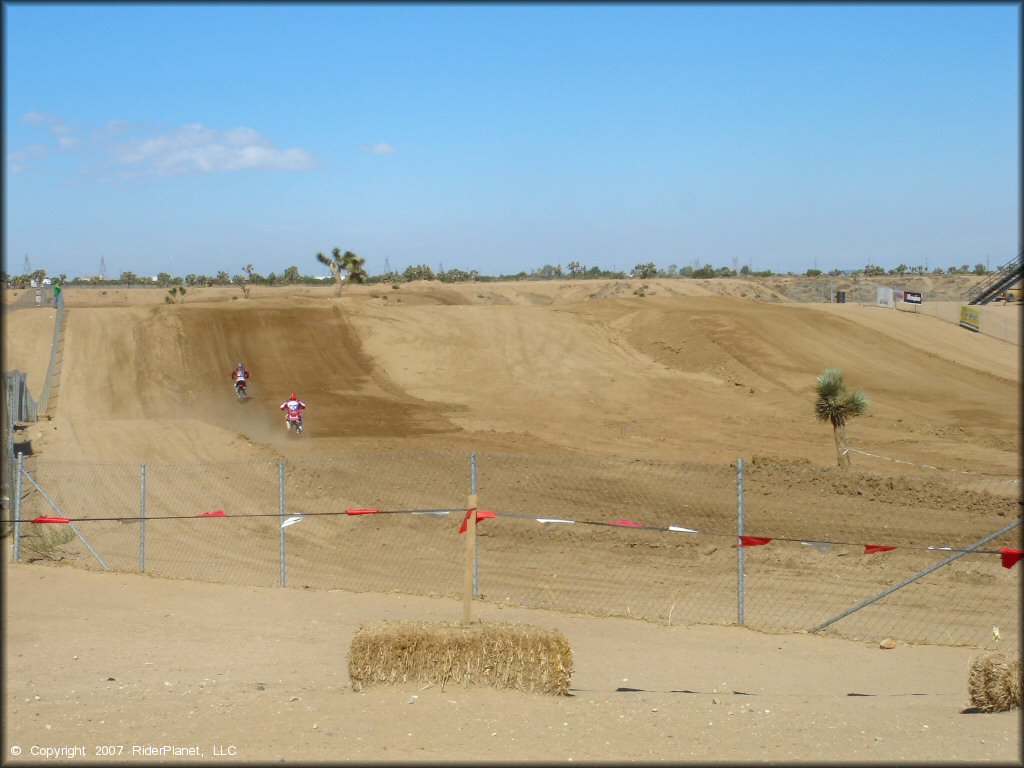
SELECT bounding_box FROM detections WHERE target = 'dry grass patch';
[348,620,572,696]
[968,652,1022,713]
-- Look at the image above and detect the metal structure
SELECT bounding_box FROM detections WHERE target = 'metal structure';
[964,252,1023,305]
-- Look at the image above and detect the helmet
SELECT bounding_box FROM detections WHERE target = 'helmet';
[237,362,244,368]
[290,393,298,400]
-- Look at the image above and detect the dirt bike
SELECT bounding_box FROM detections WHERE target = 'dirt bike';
[234,379,248,401]
[285,410,303,434]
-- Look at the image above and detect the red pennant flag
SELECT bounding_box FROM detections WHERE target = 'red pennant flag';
[1000,548,1024,569]
[864,545,896,554]
[739,536,772,547]
[346,509,379,515]
[459,509,497,534]
[610,519,643,528]
[198,510,225,518]
[31,517,71,524]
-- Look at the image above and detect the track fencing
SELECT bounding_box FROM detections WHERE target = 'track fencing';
[38,292,67,417]
[3,285,59,534]
[895,298,1020,345]
[2,372,38,535]
[2,285,56,313]
[6,450,1020,649]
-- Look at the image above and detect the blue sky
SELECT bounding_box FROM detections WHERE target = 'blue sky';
[4,3,1019,280]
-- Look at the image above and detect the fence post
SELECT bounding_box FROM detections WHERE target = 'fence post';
[472,453,479,597]
[139,464,146,573]
[279,458,286,587]
[737,458,745,625]
[14,452,23,562]
[463,490,478,625]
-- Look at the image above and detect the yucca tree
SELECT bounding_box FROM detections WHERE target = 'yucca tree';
[814,367,869,468]
[316,248,368,297]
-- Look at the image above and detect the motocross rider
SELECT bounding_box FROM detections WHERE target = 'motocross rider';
[232,362,250,394]
[280,393,306,428]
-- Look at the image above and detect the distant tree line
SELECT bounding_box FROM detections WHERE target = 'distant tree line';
[2,259,996,291]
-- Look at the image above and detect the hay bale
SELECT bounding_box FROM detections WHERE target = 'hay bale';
[968,652,1022,713]
[348,621,572,696]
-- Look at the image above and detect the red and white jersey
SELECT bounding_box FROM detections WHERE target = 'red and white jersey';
[233,369,249,383]
[280,399,306,414]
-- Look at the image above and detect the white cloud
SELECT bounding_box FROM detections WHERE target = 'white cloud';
[9,112,81,172]
[113,123,316,176]
[9,114,318,178]
[22,110,58,127]
[7,143,51,175]
[363,142,396,155]
[22,111,81,149]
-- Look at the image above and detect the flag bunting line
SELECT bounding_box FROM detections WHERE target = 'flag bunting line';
[15,508,1020,566]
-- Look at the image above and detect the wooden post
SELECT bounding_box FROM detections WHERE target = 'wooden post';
[462,493,478,624]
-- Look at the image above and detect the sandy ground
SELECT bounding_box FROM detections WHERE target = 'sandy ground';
[3,563,1020,763]
[3,277,1021,763]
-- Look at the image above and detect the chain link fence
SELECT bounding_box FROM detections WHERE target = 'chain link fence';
[895,298,1020,345]
[741,456,1021,645]
[2,285,56,313]
[6,451,1020,649]
[470,452,740,627]
[2,371,39,536]
[3,284,60,533]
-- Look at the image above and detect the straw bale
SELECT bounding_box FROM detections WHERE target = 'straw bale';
[348,621,573,696]
[968,651,1022,713]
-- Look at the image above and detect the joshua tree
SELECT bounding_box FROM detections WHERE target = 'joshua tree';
[165,286,186,304]
[814,367,869,468]
[232,264,256,298]
[632,263,658,279]
[316,248,368,297]
[233,274,251,298]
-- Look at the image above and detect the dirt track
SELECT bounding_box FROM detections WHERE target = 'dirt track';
[3,278,1021,762]
[11,278,1017,466]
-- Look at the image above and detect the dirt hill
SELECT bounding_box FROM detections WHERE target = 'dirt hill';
[4,276,1018,473]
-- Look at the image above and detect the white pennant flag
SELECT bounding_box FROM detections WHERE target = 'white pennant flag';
[281,515,304,528]
[801,541,833,553]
